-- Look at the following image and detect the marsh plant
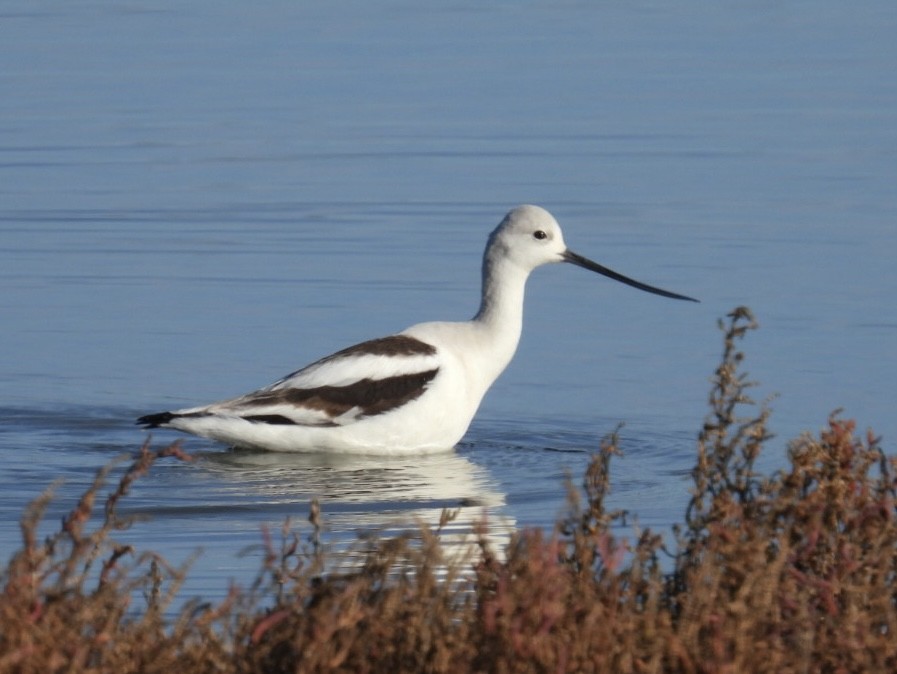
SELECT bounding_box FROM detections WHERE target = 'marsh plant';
[2,307,894,673]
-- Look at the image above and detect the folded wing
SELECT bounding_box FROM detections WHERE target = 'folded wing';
[140,335,442,429]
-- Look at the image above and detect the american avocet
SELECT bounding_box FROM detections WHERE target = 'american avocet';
[138,205,697,454]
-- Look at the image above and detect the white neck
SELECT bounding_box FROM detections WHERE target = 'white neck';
[470,249,530,384]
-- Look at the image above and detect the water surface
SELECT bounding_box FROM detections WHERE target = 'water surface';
[1,1,894,601]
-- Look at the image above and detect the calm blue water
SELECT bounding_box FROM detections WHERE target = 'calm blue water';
[2,1,895,601]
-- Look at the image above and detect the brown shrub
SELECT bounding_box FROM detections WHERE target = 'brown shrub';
[1,307,894,673]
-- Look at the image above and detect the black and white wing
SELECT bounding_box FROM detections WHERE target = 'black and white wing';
[137,335,441,429]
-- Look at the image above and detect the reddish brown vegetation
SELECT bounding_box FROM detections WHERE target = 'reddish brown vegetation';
[2,307,894,673]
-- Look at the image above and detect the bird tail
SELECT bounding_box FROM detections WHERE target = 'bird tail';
[136,411,178,428]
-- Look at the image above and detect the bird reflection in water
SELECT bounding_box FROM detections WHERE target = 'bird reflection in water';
[197,448,515,569]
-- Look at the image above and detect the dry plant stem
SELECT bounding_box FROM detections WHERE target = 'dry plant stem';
[686,306,773,533]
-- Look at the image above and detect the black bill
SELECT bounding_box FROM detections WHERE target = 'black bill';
[562,250,699,302]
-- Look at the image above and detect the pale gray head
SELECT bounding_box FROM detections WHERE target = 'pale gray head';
[489,204,698,302]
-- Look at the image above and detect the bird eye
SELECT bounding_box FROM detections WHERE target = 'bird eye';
[533,230,547,240]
